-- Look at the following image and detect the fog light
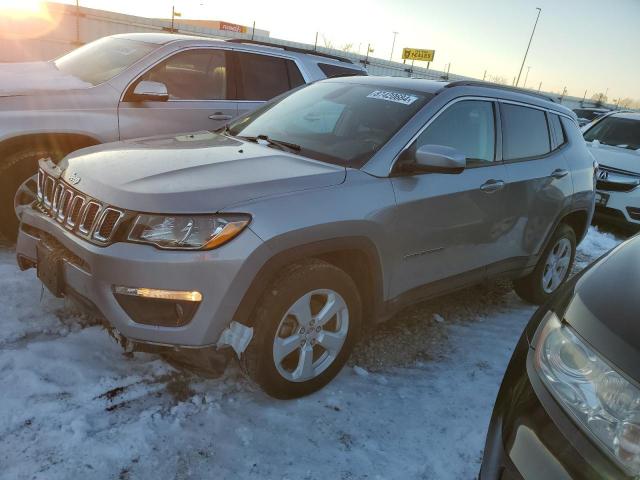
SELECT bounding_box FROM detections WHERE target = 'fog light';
[113,286,202,302]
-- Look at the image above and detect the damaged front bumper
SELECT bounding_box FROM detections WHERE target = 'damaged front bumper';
[16,205,263,351]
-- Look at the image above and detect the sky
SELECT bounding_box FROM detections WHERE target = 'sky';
[15,0,640,100]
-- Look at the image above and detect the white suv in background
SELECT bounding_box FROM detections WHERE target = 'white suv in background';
[0,32,366,238]
[584,111,640,229]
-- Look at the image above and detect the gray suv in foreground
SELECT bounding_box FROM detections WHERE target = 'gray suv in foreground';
[0,32,365,238]
[15,77,595,398]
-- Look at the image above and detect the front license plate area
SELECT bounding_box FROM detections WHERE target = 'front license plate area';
[37,242,65,297]
[595,191,609,207]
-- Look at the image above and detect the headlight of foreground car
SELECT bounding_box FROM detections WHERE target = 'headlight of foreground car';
[535,311,640,475]
[127,214,250,250]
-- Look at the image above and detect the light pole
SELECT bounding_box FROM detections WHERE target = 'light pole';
[523,66,531,88]
[390,31,399,61]
[516,7,541,87]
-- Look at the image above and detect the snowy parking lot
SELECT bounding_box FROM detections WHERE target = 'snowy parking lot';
[0,226,625,480]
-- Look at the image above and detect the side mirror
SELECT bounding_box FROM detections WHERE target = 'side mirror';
[406,144,466,174]
[130,80,169,102]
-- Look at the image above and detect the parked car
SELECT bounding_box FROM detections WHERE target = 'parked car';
[573,107,610,127]
[480,234,640,479]
[584,111,640,229]
[14,77,595,398]
[0,32,366,239]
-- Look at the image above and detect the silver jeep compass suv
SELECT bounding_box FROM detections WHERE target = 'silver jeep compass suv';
[15,77,596,398]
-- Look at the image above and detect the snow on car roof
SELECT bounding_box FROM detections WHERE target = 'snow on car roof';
[611,111,640,121]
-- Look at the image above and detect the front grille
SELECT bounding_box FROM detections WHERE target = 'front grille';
[596,179,640,192]
[34,168,125,245]
[597,167,640,192]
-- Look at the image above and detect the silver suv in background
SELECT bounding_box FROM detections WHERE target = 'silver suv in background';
[15,78,595,398]
[0,32,366,238]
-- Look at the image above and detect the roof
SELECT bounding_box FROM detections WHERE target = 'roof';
[323,75,447,94]
[322,76,574,115]
[109,33,360,67]
[609,111,640,121]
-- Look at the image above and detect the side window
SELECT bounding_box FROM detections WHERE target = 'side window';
[235,52,303,101]
[318,63,367,78]
[548,113,567,149]
[414,100,496,166]
[140,49,228,100]
[501,104,551,160]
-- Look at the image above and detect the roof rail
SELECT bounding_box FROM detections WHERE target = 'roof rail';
[226,39,354,64]
[444,80,557,103]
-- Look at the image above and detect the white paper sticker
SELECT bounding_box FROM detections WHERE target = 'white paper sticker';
[366,90,418,105]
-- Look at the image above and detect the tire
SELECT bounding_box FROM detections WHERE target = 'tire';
[242,259,361,399]
[0,147,63,241]
[513,223,576,305]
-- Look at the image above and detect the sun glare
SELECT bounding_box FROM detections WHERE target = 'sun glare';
[0,0,62,39]
[0,0,48,19]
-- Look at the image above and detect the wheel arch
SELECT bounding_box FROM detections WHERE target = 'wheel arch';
[232,236,385,331]
[561,209,590,244]
[0,132,101,160]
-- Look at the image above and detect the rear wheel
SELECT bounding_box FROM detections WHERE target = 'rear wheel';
[514,223,576,304]
[0,147,63,241]
[242,259,361,399]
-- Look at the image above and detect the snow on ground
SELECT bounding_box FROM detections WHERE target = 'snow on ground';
[0,226,626,479]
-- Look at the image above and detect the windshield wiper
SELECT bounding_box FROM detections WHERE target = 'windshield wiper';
[238,134,301,153]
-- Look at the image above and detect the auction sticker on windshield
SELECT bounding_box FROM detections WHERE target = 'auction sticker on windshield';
[367,90,418,105]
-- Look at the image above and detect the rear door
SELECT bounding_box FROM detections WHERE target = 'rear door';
[499,102,574,268]
[232,51,306,117]
[389,98,512,299]
[117,48,238,138]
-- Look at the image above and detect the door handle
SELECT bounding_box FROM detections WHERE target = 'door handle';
[480,179,505,193]
[208,113,232,120]
[550,168,569,179]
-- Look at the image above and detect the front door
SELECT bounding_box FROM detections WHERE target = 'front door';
[117,48,237,139]
[390,99,514,299]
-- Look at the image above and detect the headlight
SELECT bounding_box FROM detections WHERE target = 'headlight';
[127,214,250,250]
[535,311,640,475]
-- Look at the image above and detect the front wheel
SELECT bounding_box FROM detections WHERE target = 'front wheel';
[242,259,361,399]
[0,147,63,240]
[514,223,576,304]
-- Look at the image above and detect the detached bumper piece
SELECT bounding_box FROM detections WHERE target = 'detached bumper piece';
[113,286,202,327]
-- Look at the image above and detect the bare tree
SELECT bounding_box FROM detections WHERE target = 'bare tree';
[591,92,608,104]
[487,75,508,85]
[321,34,334,49]
[341,43,353,53]
[616,97,634,108]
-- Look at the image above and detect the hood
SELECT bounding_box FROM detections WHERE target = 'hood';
[0,61,91,97]
[59,131,346,213]
[587,142,640,174]
[563,235,640,381]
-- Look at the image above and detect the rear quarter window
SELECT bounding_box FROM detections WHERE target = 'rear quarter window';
[501,103,551,160]
[548,113,567,149]
[317,63,366,78]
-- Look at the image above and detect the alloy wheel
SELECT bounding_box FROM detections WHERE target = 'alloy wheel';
[272,289,349,383]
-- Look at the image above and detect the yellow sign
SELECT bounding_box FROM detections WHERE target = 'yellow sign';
[402,48,435,62]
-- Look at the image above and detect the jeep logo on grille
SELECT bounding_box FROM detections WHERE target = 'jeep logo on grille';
[598,170,609,180]
[67,172,81,185]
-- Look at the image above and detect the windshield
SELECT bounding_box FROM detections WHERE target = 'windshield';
[227,81,430,166]
[584,115,640,150]
[54,37,157,86]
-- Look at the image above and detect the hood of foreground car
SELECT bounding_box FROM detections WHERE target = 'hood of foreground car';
[58,131,346,213]
[563,235,640,382]
[0,61,92,97]
[587,142,640,174]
